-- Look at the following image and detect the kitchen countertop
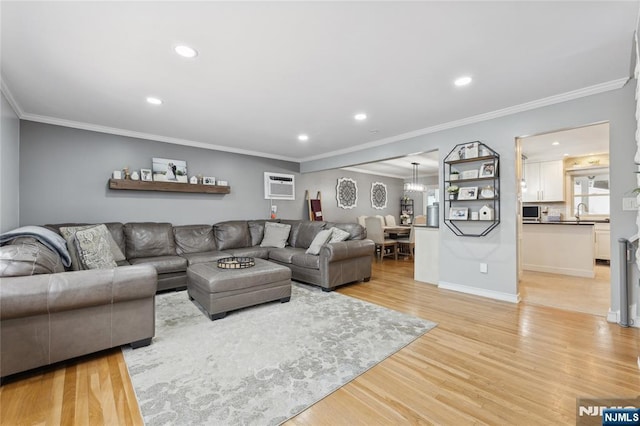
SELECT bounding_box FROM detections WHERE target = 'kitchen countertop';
[523,220,609,225]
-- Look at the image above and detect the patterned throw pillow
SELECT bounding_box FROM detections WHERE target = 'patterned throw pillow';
[260,222,292,248]
[328,227,350,243]
[60,224,125,270]
[73,225,118,270]
[305,229,333,255]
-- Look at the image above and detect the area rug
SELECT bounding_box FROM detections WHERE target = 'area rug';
[123,283,437,425]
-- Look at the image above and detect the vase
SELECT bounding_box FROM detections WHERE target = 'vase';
[449,193,457,200]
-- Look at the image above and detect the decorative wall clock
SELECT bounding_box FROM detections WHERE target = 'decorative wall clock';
[371,182,387,209]
[336,178,358,209]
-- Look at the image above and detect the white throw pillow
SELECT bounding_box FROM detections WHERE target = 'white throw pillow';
[328,227,350,243]
[305,229,333,255]
[260,222,292,248]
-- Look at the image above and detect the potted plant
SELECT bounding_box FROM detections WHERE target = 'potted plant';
[450,170,460,181]
[447,185,459,200]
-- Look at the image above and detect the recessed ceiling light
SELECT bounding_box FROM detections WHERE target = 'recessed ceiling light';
[564,153,569,156]
[146,97,163,105]
[454,76,472,87]
[298,134,309,142]
[589,152,595,155]
[552,141,560,146]
[175,45,198,58]
[354,113,367,121]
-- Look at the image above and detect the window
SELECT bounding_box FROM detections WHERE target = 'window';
[572,173,609,216]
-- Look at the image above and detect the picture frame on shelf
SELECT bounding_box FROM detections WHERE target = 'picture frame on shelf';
[449,207,468,220]
[457,186,478,200]
[203,176,216,185]
[464,142,479,159]
[140,168,152,181]
[152,158,188,183]
[479,161,496,178]
[461,169,479,180]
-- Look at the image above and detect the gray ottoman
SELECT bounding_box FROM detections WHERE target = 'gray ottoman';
[187,258,292,320]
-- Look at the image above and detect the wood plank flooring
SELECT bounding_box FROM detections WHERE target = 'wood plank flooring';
[1,259,638,425]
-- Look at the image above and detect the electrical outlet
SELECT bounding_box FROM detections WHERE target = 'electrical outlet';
[480,263,488,274]
[271,205,277,213]
[623,197,638,211]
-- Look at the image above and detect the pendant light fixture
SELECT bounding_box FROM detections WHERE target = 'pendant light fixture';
[404,162,425,192]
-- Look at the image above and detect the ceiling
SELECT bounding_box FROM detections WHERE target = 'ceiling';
[342,151,439,179]
[1,2,638,163]
[521,122,610,162]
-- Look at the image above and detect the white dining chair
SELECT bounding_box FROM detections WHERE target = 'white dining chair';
[365,217,398,261]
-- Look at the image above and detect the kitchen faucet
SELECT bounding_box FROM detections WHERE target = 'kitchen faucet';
[575,202,588,221]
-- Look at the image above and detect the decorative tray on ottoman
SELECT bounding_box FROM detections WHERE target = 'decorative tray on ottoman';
[217,256,255,269]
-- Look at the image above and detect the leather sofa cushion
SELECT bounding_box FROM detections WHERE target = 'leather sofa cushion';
[279,220,301,247]
[213,221,251,251]
[0,237,65,277]
[173,225,216,254]
[128,255,187,274]
[248,220,266,246]
[291,253,320,269]
[180,251,229,266]
[269,247,305,264]
[224,246,270,259]
[294,221,327,249]
[124,222,176,258]
[324,222,365,240]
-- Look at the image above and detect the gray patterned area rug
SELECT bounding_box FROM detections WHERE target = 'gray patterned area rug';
[123,282,437,425]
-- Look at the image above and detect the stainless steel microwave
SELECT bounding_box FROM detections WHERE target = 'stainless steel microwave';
[522,205,540,221]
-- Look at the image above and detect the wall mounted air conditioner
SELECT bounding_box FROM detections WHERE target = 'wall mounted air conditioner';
[264,172,295,200]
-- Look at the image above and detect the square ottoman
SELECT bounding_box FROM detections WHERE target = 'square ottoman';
[187,258,291,320]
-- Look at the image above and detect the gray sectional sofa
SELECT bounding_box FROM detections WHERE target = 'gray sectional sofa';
[0,219,373,379]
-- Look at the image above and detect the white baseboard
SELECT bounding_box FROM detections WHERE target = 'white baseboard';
[607,309,619,323]
[438,281,520,303]
[523,264,595,278]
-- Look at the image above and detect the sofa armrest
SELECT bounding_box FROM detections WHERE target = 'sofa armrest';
[319,239,375,263]
[0,265,157,320]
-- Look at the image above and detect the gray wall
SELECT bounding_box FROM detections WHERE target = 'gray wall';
[298,169,404,223]
[302,83,636,312]
[1,92,20,232]
[18,121,403,228]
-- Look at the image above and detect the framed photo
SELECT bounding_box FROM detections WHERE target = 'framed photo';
[152,158,188,183]
[203,176,216,185]
[140,168,152,181]
[464,142,479,159]
[461,169,479,180]
[457,186,478,200]
[449,207,468,220]
[479,161,496,178]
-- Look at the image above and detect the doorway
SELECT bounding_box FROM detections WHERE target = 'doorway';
[516,122,611,316]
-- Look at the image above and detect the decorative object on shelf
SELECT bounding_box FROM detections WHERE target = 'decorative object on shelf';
[152,158,188,183]
[217,180,228,186]
[122,167,131,180]
[443,141,500,237]
[336,177,358,209]
[464,142,479,159]
[457,186,478,200]
[112,170,122,179]
[400,213,411,225]
[461,169,479,180]
[449,171,460,181]
[480,186,496,199]
[217,256,255,269]
[479,161,497,178]
[141,169,152,181]
[203,176,216,185]
[189,176,198,184]
[404,162,425,192]
[130,171,140,181]
[449,207,468,220]
[371,182,387,209]
[479,204,495,220]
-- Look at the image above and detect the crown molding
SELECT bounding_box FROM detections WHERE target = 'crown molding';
[0,77,24,117]
[299,77,630,163]
[18,113,299,163]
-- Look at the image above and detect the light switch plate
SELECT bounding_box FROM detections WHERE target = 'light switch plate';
[623,197,638,211]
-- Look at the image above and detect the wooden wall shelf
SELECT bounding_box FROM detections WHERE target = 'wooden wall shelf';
[108,179,230,194]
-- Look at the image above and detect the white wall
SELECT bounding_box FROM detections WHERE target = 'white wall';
[302,84,637,308]
[0,91,20,232]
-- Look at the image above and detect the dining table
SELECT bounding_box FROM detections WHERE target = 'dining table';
[383,225,411,237]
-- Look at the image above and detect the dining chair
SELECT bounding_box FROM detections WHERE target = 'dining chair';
[365,216,398,261]
[413,215,426,225]
[357,215,367,227]
[384,215,397,226]
[396,225,415,259]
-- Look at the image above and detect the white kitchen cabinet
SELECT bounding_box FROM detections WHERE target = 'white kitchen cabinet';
[523,160,564,202]
[594,223,610,261]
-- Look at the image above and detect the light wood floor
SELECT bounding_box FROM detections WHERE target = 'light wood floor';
[1,259,638,425]
[519,263,611,317]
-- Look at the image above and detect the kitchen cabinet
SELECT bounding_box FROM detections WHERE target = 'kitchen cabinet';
[594,223,610,261]
[523,160,564,202]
